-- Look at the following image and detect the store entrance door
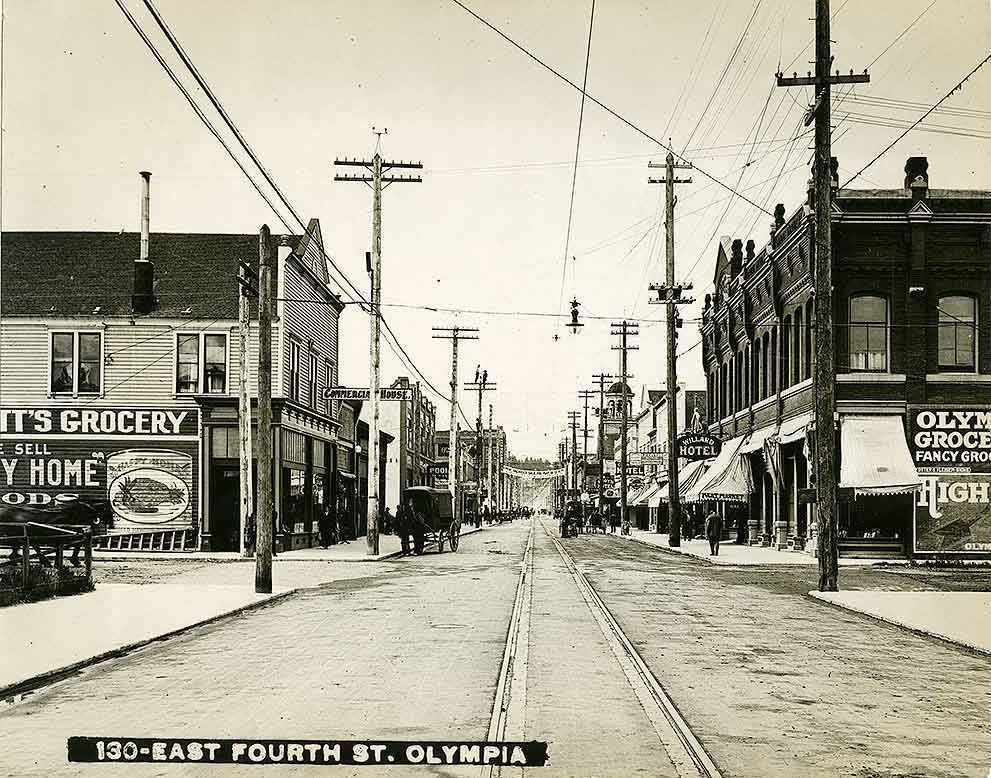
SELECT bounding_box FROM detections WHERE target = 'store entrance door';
[210,464,240,551]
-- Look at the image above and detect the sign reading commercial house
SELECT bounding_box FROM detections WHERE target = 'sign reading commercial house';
[0,407,199,532]
[323,387,414,402]
[677,433,722,461]
[909,408,991,554]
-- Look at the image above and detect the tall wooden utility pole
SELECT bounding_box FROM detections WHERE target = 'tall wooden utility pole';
[567,411,581,495]
[255,226,274,594]
[592,373,614,512]
[464,370,496,520]
[433,326,478,522]
[487,404,494,517]
[334,135,422,556]
[777,0,869,592]
[610,322,638,533]
[649,152,693,545]
[578,389,594,494]
[236,260,258,559]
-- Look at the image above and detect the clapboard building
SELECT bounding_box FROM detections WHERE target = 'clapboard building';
[0,172,347,552]
[699,157,991,558]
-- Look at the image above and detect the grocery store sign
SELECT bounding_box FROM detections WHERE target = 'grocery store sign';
[0,408,197,436]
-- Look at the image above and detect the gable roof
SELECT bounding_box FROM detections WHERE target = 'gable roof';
[1,231,269,319]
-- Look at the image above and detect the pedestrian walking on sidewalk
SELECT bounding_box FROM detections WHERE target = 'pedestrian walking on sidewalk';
[397,500,412,556]
[705,509,723,556]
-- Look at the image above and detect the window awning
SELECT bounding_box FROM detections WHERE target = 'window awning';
[779,412,813,446]
[740,425,779,454]
[653,459,708,506]
[684,435,752,503]
[839,415,921,496]
[632,480,664,506]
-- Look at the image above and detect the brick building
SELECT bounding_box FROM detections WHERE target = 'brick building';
[697,157,990,558]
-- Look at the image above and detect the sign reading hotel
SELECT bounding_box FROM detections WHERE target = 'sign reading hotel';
[0,407,199,530]
[910,408,991,554]
[677,433,722,461]
[323,387,414,402]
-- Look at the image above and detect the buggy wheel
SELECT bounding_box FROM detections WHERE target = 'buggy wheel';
[450,521,460,551]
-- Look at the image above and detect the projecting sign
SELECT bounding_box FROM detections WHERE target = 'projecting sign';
[323,387,414,402]
[677,433,722,461]
[638,452,666,466]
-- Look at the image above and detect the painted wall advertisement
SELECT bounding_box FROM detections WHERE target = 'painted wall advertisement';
[909,409,991,553]
[0,407,199,531]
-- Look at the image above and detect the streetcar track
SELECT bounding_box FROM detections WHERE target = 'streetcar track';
[541,520,723,778]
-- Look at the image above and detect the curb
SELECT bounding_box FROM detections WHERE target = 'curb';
[618,531,717,565]
[91,527,489,564]
[0,589,297,703]
[807,591,991,658]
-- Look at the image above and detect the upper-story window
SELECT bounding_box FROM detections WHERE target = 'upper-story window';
[325,360,335,415]
[289,341,301,401]
[176,332,228,394]
[938,295,977,372]
[50,331,103,395]
[308,352,319,408]
[849,295,888,372]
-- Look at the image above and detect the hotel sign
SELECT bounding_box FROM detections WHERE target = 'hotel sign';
[323,387,414,402]
[910,408,991,554]
[677,433,722,461]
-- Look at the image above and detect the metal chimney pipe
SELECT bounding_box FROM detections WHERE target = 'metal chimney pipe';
[139,171,151,261]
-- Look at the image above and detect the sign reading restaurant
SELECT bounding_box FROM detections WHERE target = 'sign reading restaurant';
[0,407,199,531]
[909,408,991,554]
[323,387,414,402]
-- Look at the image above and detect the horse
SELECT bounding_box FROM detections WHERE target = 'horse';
[0,498,105,568]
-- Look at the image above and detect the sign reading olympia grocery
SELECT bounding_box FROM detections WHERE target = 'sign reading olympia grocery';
[0,407,199,529]
[323,387,414,402]
[910,408,991,554]
[677,433,722,461]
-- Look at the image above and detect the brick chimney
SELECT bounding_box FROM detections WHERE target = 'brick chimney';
[905,156,929,202]
[730,239,743,276]
[132,171,155,314]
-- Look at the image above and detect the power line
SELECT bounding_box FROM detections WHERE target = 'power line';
[556,0,596,331]
[843,51,991,186]
[448,0,775,217]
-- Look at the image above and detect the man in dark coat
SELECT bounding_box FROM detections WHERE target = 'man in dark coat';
[705,509,723,556]
[396,501,411,556]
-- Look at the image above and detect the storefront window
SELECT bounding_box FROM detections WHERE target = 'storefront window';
[938,295,977,371]
[839,496,907,540]
[282,468,307,535]
[849,295,888,372]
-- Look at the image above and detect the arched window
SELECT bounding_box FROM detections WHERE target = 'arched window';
[752,341,761,403]
[849,295,888,372]
[761,332,770,400]
[793,307,803,384]
[781,315,792,389]
[938,294,977,371]
[770,329,778,394]
[805,299,814,379]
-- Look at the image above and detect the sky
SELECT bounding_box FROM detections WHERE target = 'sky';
[2,0,989,460]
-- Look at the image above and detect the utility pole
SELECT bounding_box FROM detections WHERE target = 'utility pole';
[777,0,869,592]
[255,226,274,594]
[592,373,614,513]
[464,369,496,522]
[236,260,258,559]
[649,152,693,546]
[610,322,638,534]
[487,404,494,519]
[433,326,478,523]
[335,135,422,556]
[567,411,581,496]
[578,390,594,495]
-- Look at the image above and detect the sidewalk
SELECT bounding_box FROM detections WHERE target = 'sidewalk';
[3,525,488,697]
[620,527,896,566]
[810,590,991,655]
[93,526,483,563]
[0,583,292,695]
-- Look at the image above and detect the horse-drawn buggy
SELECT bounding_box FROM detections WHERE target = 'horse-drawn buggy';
[402,487,461,553]
[559,501,582,538]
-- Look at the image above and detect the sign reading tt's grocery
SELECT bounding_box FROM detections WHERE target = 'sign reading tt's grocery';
[910,408,991,554]
[0,407,199,531]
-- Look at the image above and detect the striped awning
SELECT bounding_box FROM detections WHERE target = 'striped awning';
[779,412,813,446]
[652,459,708,506]
[683,435,752,503]
[632,479,664,507]
[839,415,921,496]
[740,425,779,454]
